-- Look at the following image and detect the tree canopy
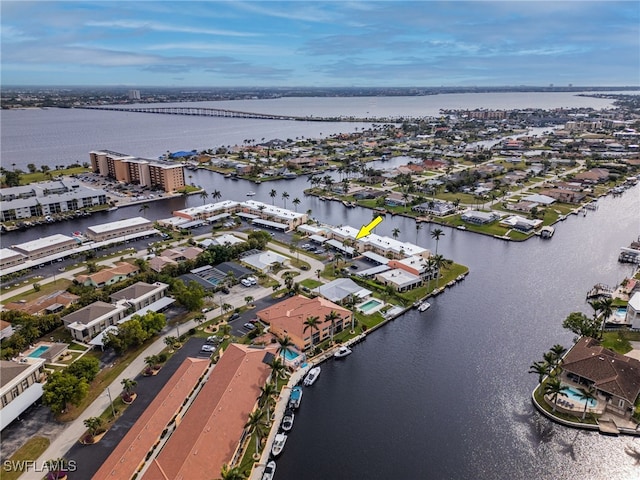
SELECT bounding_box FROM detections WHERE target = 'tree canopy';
[43,371,89,414]
[562,311,601,338]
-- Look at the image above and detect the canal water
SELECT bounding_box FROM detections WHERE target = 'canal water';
[2,93,639,478]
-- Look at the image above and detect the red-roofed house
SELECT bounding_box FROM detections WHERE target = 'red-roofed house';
[142,344,277,480]
[256,295,352,351]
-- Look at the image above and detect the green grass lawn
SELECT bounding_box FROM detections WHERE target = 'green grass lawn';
[19,167,91,185]
[300,279,323,289]
[1,437,50,480]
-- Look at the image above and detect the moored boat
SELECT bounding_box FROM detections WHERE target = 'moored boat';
[271,433,287,457]
[262,460,276,480]
[288,386,303,409]
[540,226,555,239]
[418,301,431,312]
[281,409,295,432]
[303,366,321,386]
[333,346,352,358]
[246,191,256,196]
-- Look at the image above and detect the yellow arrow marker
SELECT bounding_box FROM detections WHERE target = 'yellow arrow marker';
[356,216,384,239]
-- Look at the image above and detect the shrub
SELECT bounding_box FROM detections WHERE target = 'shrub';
[188,327,196,335]
[157,353,167,363]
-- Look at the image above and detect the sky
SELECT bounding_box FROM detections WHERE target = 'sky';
[1,1,639,87]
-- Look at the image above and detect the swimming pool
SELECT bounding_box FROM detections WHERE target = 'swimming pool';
[28,345,50,358]
[358,299,383,313]
[564,386,597,408]
[283,349,300,361]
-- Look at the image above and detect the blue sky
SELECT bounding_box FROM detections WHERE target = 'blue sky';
[2,1,639,87]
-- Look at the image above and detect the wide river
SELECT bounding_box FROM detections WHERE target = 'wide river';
[2,93,640,479]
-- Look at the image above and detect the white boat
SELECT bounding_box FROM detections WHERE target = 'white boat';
[333,346,352,358]
[262,460,276,480]
[281,409,295,432]
[246,191,256,196]
[288,386,303,409]
[418,301,431,312]
[271,433,287,457]
[456,225,467,230]
[303,367,321,386]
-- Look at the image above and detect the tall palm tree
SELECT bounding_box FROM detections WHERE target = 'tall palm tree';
[598,297,613,338]
[199,190,209,205]
[549,344,567,368]
[138,203,150,216]
[212,189,222,202]
[577,385,597,420]
[303,315,320,351]
[432,254,447,289]
[269,189,277,205]
[259,381,277,422]
[415,223,422,244]
[392,228,400,240]
[430,228,445,255]
[282,191,290,209]
[325,310,341,344]
[543,377,569,412]
[120,378,137,399]
[219,463,246,480]
[277,335,295,360]
[268,357,286,389]
[292,197,301,212]
[244,408,268,455]
[528,361,551,384]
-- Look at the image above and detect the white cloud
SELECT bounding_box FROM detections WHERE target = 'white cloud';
[85,20,261,38]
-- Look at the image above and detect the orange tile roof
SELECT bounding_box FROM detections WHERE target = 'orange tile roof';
[92,357,209,480]
[75,262,139,285]
[142,344,277,480]
[256,295,351,350]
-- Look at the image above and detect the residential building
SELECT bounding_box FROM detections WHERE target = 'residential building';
[0,358,46,430]
[109,282,169,311]
[11,234,78,261]
[62,301,128,342]
[3,290,79,316]
[0,320,14,341]
[148,246,202,273]
[539,188,587,204]
[142,344,277,480]
[461,211,500,225]
[627,292,640,329]
[0,180,107,221]
[317,278,372,304]
[388,255,438,281]
[375,268,422,292]
[257,295,352,351]
[74,262,139,287]
[0,248,26,269]
[92,358,210,480]
[412,200,456,216]
[89,150,185,193]
[562,337,640,419]
[85,217,154,242]
[499,215,543,232]
[241,250,288,273]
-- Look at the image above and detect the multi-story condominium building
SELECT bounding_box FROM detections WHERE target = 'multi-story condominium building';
[11,234,78,261]
[0,358,46,430]
[89,150,185,193]
[85,217,154,242]
[0,180,108,221]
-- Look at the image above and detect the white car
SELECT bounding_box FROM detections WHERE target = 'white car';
[246,276,257,285]
[201,344,216,353]
[240,279,252,287]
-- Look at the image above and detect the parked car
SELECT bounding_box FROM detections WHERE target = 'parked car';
[219,286,230,294]
[246,276,257,285]
[240,279,252,287]
[206,336,221,344]
[229,312,240,321]
[243,322,256,330]
[201,344,216,353]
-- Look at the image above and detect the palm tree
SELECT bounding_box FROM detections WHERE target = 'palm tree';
[392,228,400,240]
[415,223,422,244]
[292,197,301,212]
[138,203,150,215]
[598,297,613,338]
[543,377,569,412]
[259,381,277,422]
[269,189,277,205]
[212,189,222,202]
[528,360,551,384]
[577,385,598,420]
[303,315,320,351]
[83,416,103,439]
[244,408,268,456]
[120,378,137,400]
[219,463,246,480]
[325,310,341,344]
[282,191,290,209]
[549,344,567,368]
[277,335,295,360]
[199,190,209,205]
[430,228,445,255]
[268,356,286,389]
[432,254,447,289]
[244,295,254,307]
[144,354,159,370]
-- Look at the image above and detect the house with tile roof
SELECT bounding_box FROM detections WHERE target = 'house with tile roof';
[141,344,277,480]
[562,337,640,419]
[3,290,79,316]
[74,261,139,288]
[257,295,352,351]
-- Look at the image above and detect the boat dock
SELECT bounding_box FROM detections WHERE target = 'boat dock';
[586,283,614,300]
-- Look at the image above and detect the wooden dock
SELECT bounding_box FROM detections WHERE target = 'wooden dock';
[597,419,620,436]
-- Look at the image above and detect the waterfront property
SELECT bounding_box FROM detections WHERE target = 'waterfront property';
[257,295,352,351]
[10,234,78,261]
[89,150,186,193]
[316,278,372,304]
[626,292,640,329]
[85,216,154,241]
[0,180,108,222]
[560,337,640,420]
[0,357,46,431]
[141,344,277,480]
[376,268,423,292]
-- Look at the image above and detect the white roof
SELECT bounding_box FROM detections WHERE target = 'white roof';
[297,224,326,234]
[242,251,287,271]
[361,251,389,265]
[0,248,23,261]
[376,268,421,288]
[317,278,372,303]
[522,194,556,205]
[361,234,426,257]
[242,200,305,221]
[173,200,239,218]
[326,239,355,255]
[629,292,640,312]
[211,234,244,246]
[88,217,151,234]
[13,234,76,253]
[331,225,359,240]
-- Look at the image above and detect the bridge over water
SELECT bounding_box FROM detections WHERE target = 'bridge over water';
[81,105,411,123]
